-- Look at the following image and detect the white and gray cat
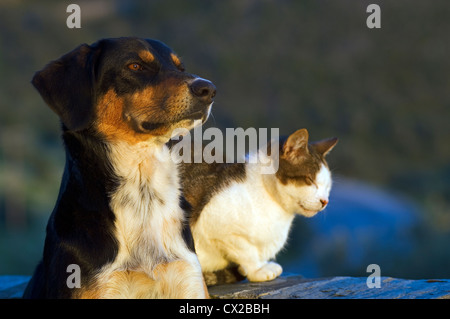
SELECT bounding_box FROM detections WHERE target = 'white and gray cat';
[179,129,338,285]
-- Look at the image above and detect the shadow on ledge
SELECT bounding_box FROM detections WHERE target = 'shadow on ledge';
[1,274,450,299]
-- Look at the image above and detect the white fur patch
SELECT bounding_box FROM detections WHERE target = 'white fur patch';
[192,164,295,274]
[274,163,332,217]
[93,141,203,298]
[192,160,333,281]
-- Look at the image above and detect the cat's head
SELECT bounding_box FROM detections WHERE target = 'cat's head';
[275,129,338,217]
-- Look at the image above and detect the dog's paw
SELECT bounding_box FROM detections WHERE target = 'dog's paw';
[246,262,283,282]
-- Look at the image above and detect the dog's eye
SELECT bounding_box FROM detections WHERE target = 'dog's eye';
[128,63,144,71]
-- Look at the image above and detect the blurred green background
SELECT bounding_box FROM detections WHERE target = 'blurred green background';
[1,0,449,279]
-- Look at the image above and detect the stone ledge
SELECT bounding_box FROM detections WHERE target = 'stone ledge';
[2,275,450,299]
[208,275,450,299]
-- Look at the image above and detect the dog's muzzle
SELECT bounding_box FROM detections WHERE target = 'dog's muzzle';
[189,78,216,105]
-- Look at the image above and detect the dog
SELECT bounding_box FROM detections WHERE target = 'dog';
[23,37,216,298]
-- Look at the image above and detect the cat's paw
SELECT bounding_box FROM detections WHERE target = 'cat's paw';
[246,262,283,282]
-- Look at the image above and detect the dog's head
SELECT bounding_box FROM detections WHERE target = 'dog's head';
[32,37,216,143]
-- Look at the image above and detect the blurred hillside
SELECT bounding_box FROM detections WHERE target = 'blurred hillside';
[0,0,449,277]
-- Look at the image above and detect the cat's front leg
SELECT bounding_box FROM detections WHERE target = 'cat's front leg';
[238,261,283,282]
[219,234,283,282]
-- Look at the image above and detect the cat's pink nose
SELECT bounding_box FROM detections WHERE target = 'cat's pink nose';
[320,199,328,208]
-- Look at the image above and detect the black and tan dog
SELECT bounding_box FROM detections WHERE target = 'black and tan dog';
[23,37,216,298]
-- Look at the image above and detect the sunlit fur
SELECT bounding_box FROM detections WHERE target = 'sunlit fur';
[188,129,337,284]
[267,164,332,218]
[24,37,215,299]
[79,141,206,298]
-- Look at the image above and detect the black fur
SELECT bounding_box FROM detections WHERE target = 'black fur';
[24,37,215,298]
[24,130,119,298]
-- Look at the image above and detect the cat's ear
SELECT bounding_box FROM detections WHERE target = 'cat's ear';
[311,137,338,157]
[282,129,309,161]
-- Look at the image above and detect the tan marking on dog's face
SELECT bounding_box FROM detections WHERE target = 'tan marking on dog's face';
[95,89,151,144]
[95,82,194,144]
[170,53,182,68]
[138,50,155,64]
[128,79,192,117]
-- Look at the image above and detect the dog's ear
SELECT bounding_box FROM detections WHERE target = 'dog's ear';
[32,43,101,131]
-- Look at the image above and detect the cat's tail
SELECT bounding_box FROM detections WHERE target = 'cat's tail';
[203,266,246,286]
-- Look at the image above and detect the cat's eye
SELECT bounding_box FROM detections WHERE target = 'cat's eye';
[306,177,317,187]
[128,63,144,71]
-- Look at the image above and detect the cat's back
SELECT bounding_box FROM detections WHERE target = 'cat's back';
[179,161,247,223]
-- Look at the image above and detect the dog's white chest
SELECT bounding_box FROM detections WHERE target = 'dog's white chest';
[107,142,185,271]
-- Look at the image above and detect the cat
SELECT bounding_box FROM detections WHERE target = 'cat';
[178,128,338,285]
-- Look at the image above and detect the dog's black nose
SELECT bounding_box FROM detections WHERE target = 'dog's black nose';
[189,78,216,104]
